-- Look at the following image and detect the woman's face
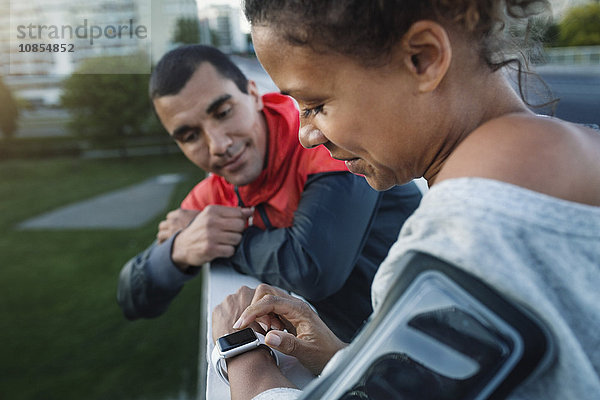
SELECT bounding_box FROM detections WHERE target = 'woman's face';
[252,26,438,190]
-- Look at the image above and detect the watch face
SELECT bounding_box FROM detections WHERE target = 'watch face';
[218,328,258,352]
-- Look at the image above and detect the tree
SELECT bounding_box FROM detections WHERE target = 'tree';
[60,54,153,151]
[557,3,600,46]
[541,21,561,47]
[173,17,200,45]
[0,76,19,139]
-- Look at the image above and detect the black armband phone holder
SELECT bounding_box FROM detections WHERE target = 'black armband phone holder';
[299,251,556,400]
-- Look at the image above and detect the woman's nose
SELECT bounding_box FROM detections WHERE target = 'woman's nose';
[299,124,328,149]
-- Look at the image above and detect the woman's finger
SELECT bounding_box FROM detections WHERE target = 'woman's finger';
[234,294,312,330]
[251,283,290,305]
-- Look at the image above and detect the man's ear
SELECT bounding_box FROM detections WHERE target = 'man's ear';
[247,80,264,111]
[400,21,452,93]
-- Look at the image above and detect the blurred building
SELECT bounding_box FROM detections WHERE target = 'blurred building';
[198,3,248,54]
[1,0,152,77]
[0,0,198,106]
[150,0,199,62]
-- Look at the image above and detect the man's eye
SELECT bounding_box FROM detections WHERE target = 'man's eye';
[215,105,232,120]
[301,104,324,119]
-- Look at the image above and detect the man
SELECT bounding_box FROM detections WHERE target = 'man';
[116,45,422,341]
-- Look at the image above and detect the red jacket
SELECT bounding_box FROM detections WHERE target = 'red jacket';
[181,93,348,230]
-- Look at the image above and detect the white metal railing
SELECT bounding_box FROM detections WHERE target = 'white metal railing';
[542,45,600,65]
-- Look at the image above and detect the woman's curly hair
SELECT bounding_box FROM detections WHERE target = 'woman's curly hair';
[244,0,554,106]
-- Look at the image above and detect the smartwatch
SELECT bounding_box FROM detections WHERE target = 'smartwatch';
[211,328,280,385]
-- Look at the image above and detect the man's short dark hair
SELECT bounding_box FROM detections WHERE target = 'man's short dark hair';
[149,45,249,99]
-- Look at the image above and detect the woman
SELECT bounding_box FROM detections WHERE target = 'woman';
[212,1,600,399]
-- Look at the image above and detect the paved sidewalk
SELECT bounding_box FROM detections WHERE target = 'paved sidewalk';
[18,174,185,230]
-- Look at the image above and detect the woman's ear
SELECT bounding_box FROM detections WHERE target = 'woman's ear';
[400,21,452,93]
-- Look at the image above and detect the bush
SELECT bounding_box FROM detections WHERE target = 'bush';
[60,54,154,144]
[0,76,19,139]
[557,3,600,46]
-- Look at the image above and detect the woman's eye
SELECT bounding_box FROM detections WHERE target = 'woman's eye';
[182,131,199,143]
[301,104,324,119]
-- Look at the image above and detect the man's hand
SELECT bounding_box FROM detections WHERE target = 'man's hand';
[157,208,200,243]
[233,284,347,375]
[171,205,253,270]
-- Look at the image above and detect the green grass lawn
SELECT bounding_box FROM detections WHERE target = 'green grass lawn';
[0,154,206,400]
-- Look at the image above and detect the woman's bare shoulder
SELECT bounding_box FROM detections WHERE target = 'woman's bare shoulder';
[435,113,600,205]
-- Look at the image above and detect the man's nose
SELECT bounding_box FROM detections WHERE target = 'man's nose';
[206,128,232,156]
[299,124,327,149]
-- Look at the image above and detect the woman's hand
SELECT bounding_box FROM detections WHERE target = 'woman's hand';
[212,285,296,399]
[233,284,347,375]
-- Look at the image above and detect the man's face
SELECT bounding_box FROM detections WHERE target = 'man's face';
[153,63,267,186]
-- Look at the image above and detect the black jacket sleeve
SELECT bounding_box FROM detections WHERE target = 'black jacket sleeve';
[216,172,384,302]
[116,236,199,320]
